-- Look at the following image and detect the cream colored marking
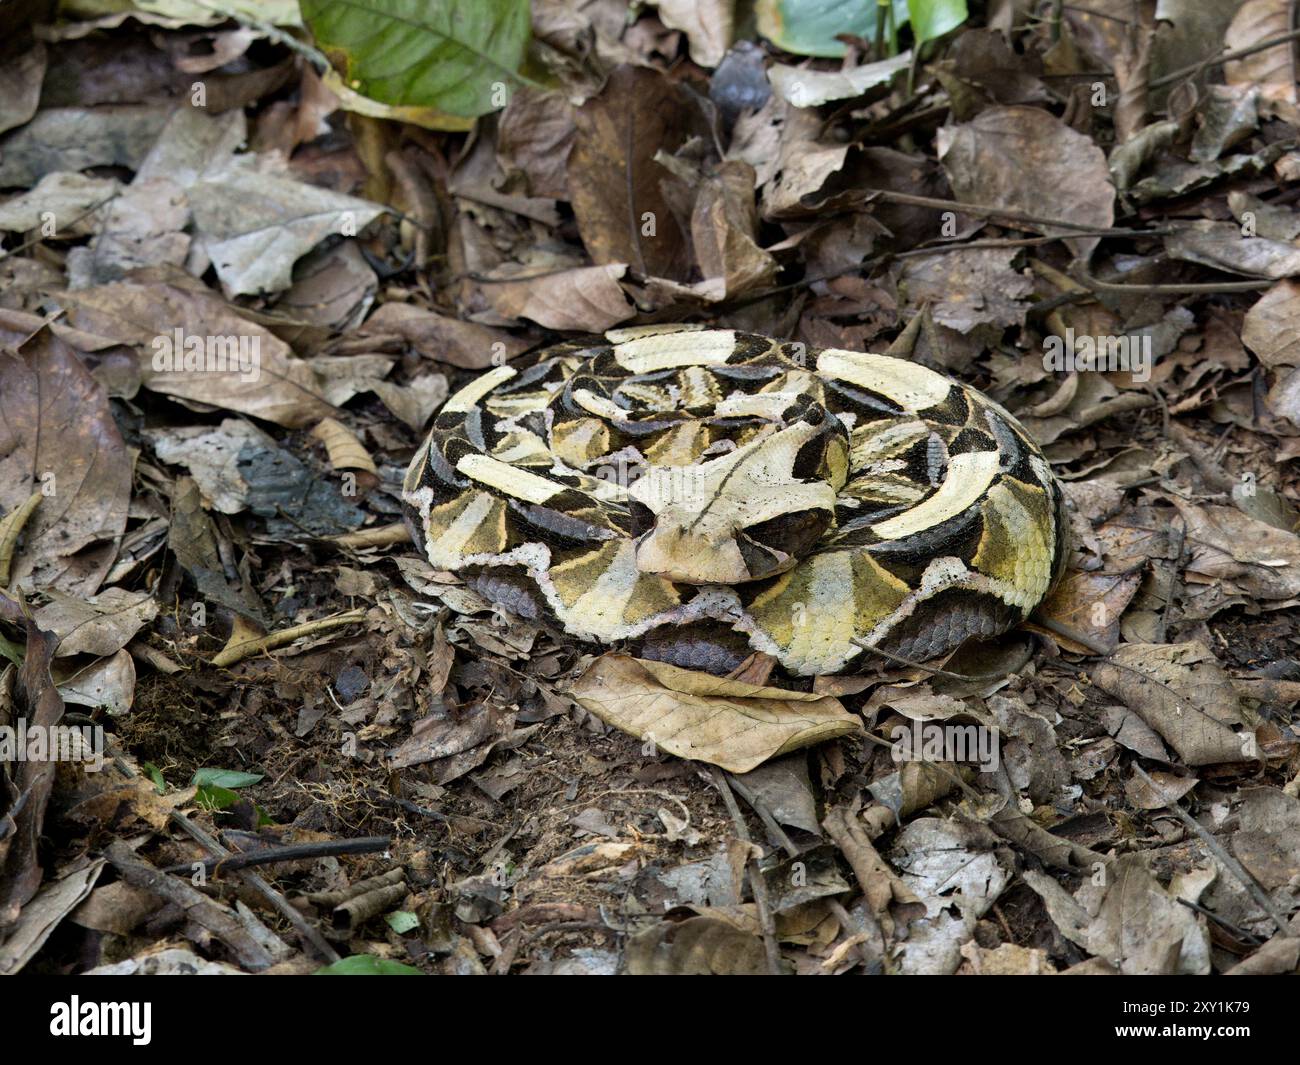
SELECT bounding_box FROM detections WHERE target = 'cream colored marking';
[558,542,658,638]
[714,391,804,418]
[870,450,1001,539]
[427,492,497,564]
[491,430,551,465]
[456,453,563,505]
[817,349,952,410]
[442,365,518,413]
[781,553,858,672]
[614,330,737,373]
[573,388,629,421]
[606,323,705,343]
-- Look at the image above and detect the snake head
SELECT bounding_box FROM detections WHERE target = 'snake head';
[627,409,848,585]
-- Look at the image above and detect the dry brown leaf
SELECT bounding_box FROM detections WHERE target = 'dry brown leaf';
[937,106,1114,259]
[1174,500,1300,601]
[33,588,159,658]
[690,160,777,299]
[649,0,732,67]
[1024,856,1212,974]
[60,279,333,427]
[357,303,528,369]
[1030,569,1143,654]
[310,417,376,474]
[1242,279,1300,367]
[568,65,711,280]
[569,653,861,773]
[496,88,577,200]
[1225,0,1298,116]
[1092,642,1251,766]
[625,913,771,975]
[0,330,131,596]
[483,263,634,331]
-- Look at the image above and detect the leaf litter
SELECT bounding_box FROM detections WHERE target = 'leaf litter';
[0,0,1299,978]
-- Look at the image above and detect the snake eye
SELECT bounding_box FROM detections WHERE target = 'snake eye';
[628,499,655,535]
[742,508,832,567]
[801,405,825,426]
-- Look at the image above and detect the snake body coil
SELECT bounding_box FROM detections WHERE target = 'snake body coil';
[402,326,1067,677]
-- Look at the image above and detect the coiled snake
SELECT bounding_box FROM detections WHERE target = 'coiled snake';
[402,326,1067,678]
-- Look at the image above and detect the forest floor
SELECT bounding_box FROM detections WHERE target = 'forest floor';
[2,1,1300,976]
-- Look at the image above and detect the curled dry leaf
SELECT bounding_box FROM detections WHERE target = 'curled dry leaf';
[649,0,733,68]
[569,653,861,773]
[56,649,137,716]
[690,160,777,298]
[769,52,912,108]
[0,601,65,929]
[310,417,376,474]
[1165,220,1300,278]
[0,330,131,596]
[1091,642,1251,766]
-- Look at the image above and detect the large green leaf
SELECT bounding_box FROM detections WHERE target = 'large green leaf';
[756,0,909,58]
[316,954,424,975]
[908,0,967,45]
[301,0,531,118]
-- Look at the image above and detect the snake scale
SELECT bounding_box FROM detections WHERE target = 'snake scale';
[401,326,1068,678]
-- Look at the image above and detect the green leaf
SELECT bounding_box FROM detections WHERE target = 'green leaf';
[0,632,22,667]
[300,0,532,118]
[195,784,241,812]
[143,762,167,794]
[756,0,909,58]
[316,954,424,975]
[385,911,421,934]
[907,0,967,46]
[192,768,263,789]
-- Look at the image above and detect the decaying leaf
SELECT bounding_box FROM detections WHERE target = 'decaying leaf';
[570,654,861,773]
[0,330,131,596]
[1092,642,1251,766]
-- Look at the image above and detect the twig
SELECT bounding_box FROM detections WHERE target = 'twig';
[105,841,277,971]
[725,774,800,859]
[163,835,391,876]
[1071,268,1274,294]
[212,609,367,667]
[1149,26,1300,90]
[1131,763,1294,938]
[0,193,119,261]
[167,813,342,964]
[863,189,1168,235]
[706,768,784,976]
[104,744,340,962]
